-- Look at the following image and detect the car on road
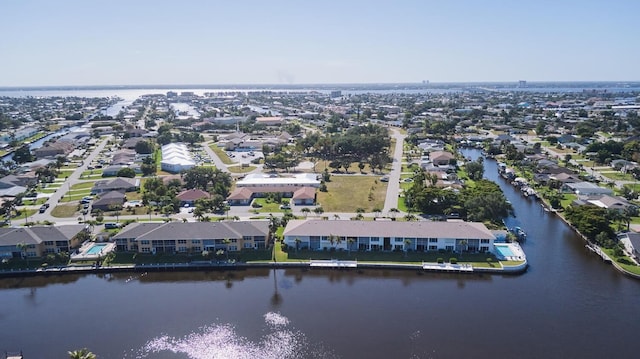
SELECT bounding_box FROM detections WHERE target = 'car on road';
[38,205,47,213]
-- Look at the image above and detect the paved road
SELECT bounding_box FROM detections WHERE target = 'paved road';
[202,141,230,173]
[31,136,112,223]
[382,128,406,213]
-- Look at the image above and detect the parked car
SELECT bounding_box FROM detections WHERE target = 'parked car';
[104,222,121,229]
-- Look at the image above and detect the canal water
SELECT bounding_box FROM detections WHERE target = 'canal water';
[1,149,639,359]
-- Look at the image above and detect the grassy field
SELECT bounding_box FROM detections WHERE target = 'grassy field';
[51,204,79,218]
[250,198,289,213]
[601,172,634,181]
[71,182,96,190]
[316,175,387,212]
[210,144,234,165]
[228,165,257,173]
[602,248,640,275]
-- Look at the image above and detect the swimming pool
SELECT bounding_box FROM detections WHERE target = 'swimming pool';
[85,243,108,255]
[495,245,515,258]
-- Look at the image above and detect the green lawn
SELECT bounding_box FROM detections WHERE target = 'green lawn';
[210,144,234,165]
[228,165,257,173]
[316,176,387,212]
[22,198,47,206]
[251,198,289,213]
[559,193,577,209]
[70,182,95,190]
[602,248,640,275]
[51,204,78,218]
[277,244,505,267]
[601,172,635,181]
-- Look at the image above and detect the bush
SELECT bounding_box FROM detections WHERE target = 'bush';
[437,257,444,264]
[449,258,457,264]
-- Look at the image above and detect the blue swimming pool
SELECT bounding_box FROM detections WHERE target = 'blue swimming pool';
[495,245,515,258]
[86,244,108,255]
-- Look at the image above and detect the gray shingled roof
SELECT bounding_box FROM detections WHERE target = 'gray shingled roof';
[283,220,494,239]
[113,221,269,241]
[0,225,85,246]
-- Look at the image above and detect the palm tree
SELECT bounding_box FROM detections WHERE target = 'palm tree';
[347,238,356,256]
[404,213,417,221]
[68,348,96,359]
[16,242,29,268]
[389,208,399,220]
[222,238,232,260]
[403,238,412,257]
[301,207,310,218]
[373,208,382,218]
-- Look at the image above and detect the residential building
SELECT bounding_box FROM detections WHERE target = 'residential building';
[618,232,640,261]
[0,225,88,258]
[111,221,270,253]
[91,191,126,211]
[283,220,496,253]
[176,188,211,206]
[91,177,140,195]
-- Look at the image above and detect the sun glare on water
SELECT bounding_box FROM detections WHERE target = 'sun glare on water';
[134,312,335,359]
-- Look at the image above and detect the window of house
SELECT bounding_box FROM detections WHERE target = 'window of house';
[428,245,438,251]
[192,240,200,244]
[141,248,150,253]
[141,240,149,245]
[429,238,438,243]
[481,239,490,244]
[178,240,187,244]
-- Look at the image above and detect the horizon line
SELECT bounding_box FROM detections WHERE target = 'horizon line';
[1,80,640,90]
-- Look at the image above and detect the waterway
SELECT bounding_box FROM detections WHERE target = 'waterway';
[1,152,640,358]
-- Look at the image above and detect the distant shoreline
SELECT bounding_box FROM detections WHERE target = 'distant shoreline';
[1,81,640,92]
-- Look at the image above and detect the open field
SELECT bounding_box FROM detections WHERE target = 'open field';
[316,175,387,212]
[228,165,257,173]
[51,204,78,218]
[210,144,234,165]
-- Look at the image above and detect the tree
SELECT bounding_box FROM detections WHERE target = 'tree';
[389,208,399,220]
[301,207,310,218]
[403,238,412,257]
[222,238,232,260]
[13,144,34,164]
[16,242,29,267]
[313,206,324,216]
[134,140,154,154]
[294,237,301,253]
[116,167,136,178]
[68,348,96,359]
[347,238,356,256]
[465,159,484,181]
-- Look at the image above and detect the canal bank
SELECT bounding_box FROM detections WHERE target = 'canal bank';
[0,257,527,279]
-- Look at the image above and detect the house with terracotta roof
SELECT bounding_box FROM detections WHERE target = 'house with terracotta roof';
[176,188,211,206]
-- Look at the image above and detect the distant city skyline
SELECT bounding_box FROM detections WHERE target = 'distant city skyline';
[1,0,639,86]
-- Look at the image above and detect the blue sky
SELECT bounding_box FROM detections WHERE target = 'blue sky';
[1,0,638,86]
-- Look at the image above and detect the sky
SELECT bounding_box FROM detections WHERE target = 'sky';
[0,0,639,86]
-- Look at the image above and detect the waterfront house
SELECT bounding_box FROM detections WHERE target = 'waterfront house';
[283,220,496,253]
[618,232,640,261]
[0,224,88,258]
[34,141,75,159]
[562,181,613,196]
[112,221,269,253]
